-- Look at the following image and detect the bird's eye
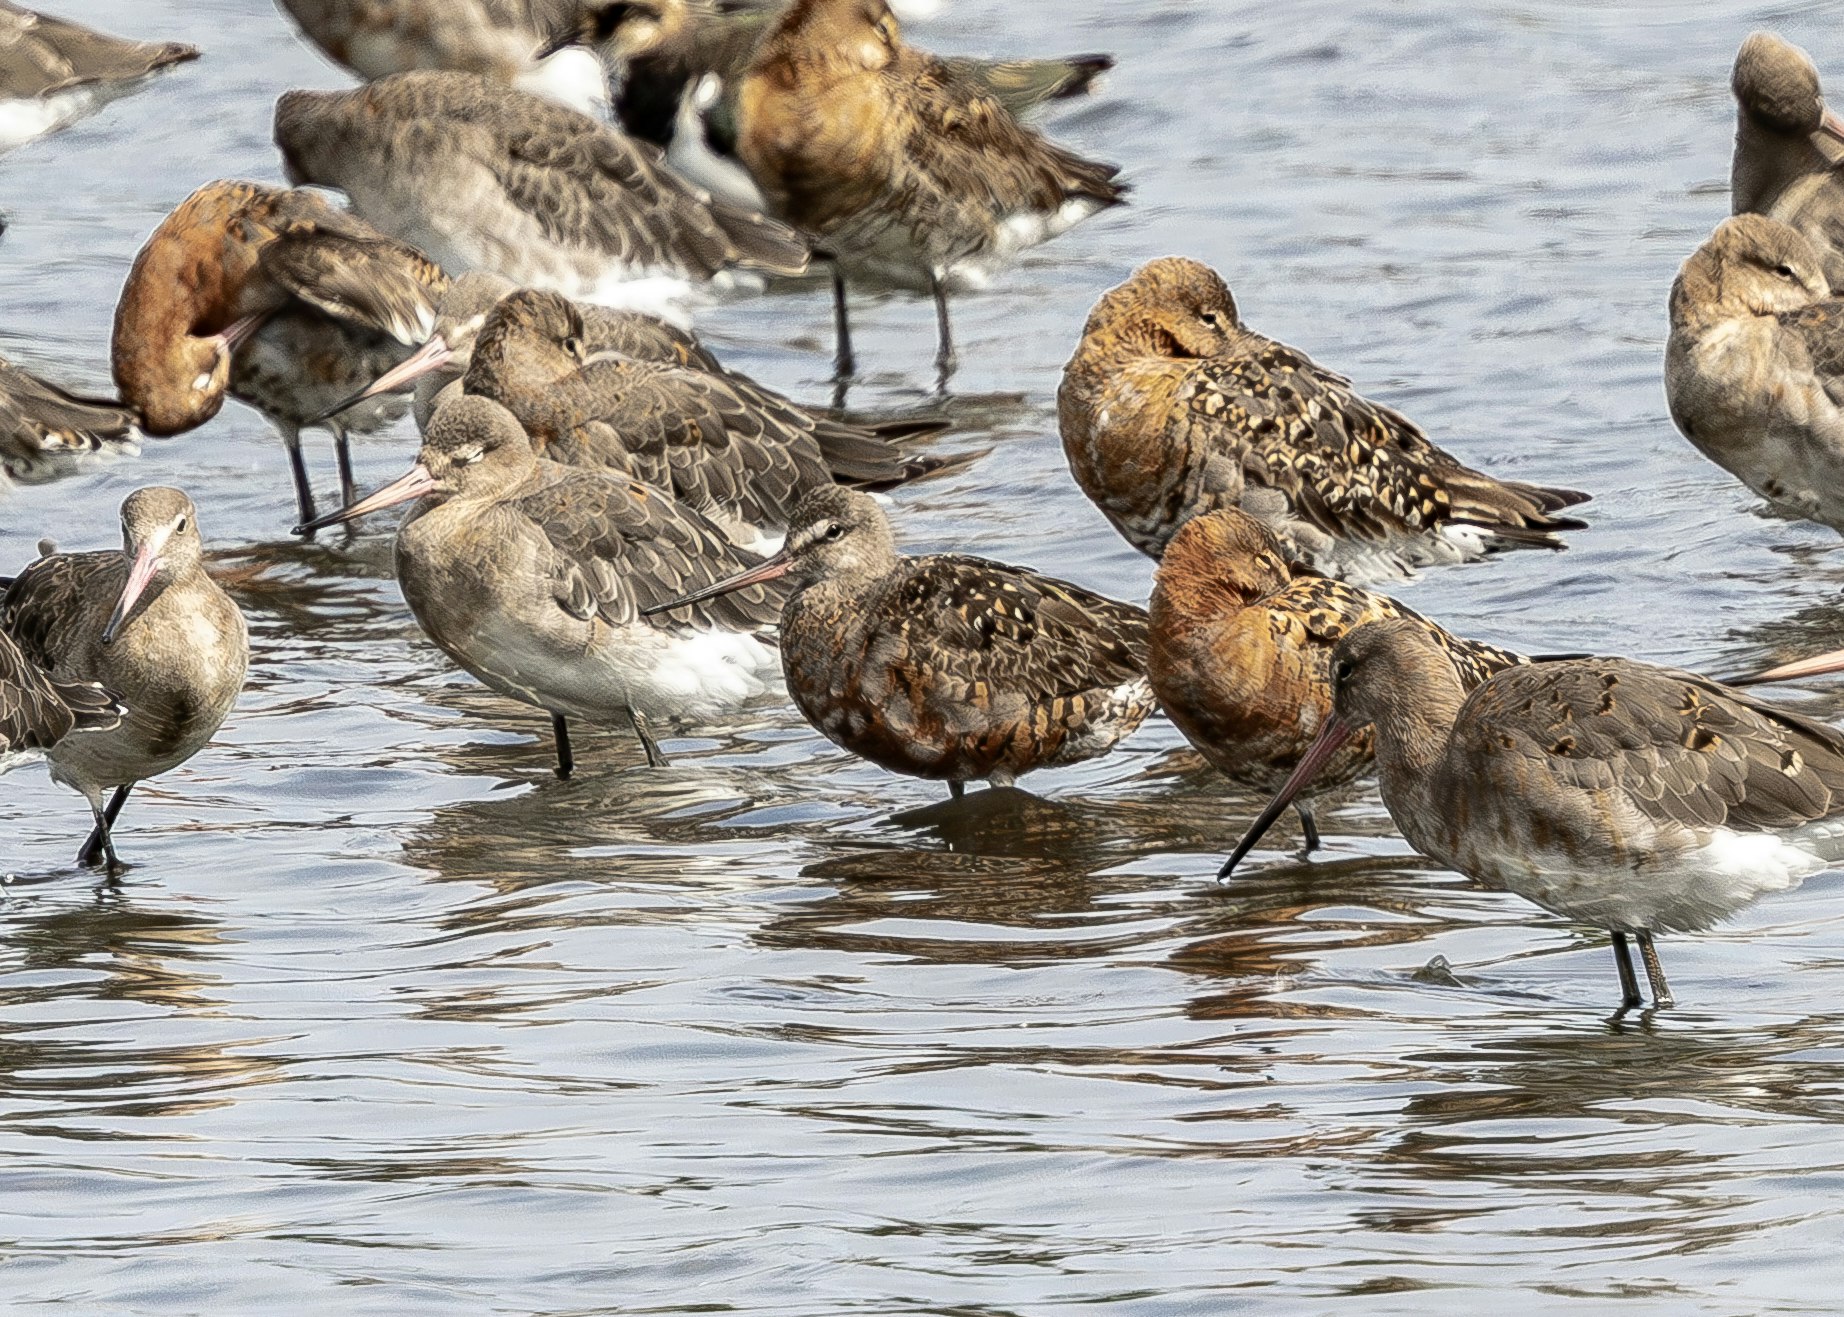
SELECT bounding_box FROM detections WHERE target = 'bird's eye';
[458,447,485,465]
[823,522,845,541]
[1200,311,1222,328]
[176,516,189,533]
[1331,659,1353,684]
[1774,264,1799,280]
[562,335,584,359]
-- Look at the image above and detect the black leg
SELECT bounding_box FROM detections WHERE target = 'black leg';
[948,781,965,799]
[331,421,358,509]
[283,426,318,532]
[831,261,855,380]
[551,713,574,780]
[627,707,669,768]
[1611,932,1642,1012]
[929,271,956,385]
[77,784,132,873]
[1636,931,1674,1008]
[1294,802,1322,854]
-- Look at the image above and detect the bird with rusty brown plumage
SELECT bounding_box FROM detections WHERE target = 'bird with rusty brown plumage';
[1222,619,1844,1011]
[1149,508,1527,852]
[1,487,247,874]
[1059,257,1591,582]
[455,287,950,550]
[111,180,448,527]
[736,0,1125,378]
[645,485,1153,796]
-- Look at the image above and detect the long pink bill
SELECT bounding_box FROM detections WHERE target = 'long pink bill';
[1723,646,1844,688]
[1217,717,1355,880]
[310,335,454,425]
[640,551,796,618]
[101,541,162,645]
[1823,103,1844,145]
[293,464,437,536]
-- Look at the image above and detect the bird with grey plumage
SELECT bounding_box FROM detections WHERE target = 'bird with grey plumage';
[1221,619,1844,1012]
[1664,213,1844,533]
[1730,31,1844,291]
[0,488,247,874]
[1059,257,1590,582]
[272,71,810,328]
[0,354,141,484]
[295,394,785,775]
[0,630,120,777]
[272,0,617,114]
[0,0,197,154]
[645,485,1154,796]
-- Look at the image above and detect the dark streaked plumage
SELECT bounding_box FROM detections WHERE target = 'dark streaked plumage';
[1,487,247,872]
[646,485,1153,793]
[736,0,1125,375]
[111,180,448,526]
[272,71,810,321]
[1222,620,1844,1010]
[295,394,784,773]
[1059,257,1590,581]
[461,288,948,548]
[0,356,140,481]
[1730,31,1844,290]
[1148,509,1526,847]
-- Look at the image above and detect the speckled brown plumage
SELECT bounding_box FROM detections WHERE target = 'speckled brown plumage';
[736,0,1123,372]
[1059,257,1591,581]
[1224,619,1844,1008]
[272,71,811,302]
[1730,31,1844,290]
[592,0,1112,146]
[461,288,949,547]
[0,629,119,772]
[1148,509,1525,821]
[648,485,1153,791]
[111,180,448,523]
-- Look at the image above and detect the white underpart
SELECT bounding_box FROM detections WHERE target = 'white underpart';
[941,197,1111,292]
[0,87,101,154]
[1463,818,1844,935]
[515,48,609,117]
[667,76,770,213]
[888,0,947,19]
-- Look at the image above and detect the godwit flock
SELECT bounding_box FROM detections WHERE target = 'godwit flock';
[6,4,1844,1015]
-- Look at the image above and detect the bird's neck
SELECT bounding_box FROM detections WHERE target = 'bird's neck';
[1368,677,1466,823]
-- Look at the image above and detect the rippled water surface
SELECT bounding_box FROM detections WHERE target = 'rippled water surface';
[6,1,1844,1311]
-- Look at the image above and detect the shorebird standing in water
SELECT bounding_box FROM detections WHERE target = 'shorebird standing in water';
[1,488,247,874]
[273,71,810,326]
[1730,31,1844,290]
[111,180,448,527]
[735,0,1126,380]
[297,395,784,774]
[646,485,1154,796]
[1221,620,1844,1011]
[1665,213,1844,533]
[1148,508,1528,852]
[0,1,197,154]
[1059,257,1590,581]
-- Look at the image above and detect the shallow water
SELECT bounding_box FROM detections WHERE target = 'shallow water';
[4,0,1844,1311]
